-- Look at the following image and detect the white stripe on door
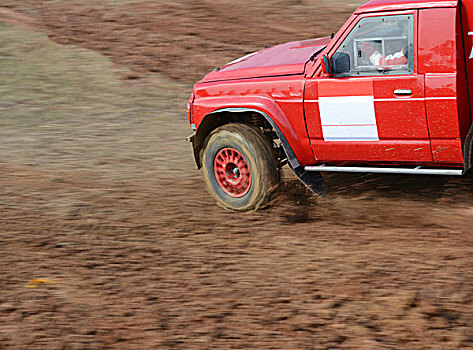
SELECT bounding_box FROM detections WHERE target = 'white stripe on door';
[319,96,379,141]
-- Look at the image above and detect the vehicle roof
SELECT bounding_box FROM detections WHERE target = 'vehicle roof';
[355,0,458,14]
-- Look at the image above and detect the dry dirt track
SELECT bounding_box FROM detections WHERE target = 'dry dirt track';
[0,0,358,83]
[1,1,473,349]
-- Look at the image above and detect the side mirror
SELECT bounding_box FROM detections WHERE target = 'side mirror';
[332,52,350,74]
[320,54,332,77]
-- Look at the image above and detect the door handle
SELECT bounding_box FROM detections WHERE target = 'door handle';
[394,89,412,96]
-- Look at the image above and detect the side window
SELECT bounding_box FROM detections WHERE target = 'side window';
[333,15,414,76]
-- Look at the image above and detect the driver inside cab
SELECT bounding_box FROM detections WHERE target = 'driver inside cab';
[361,41,408,66]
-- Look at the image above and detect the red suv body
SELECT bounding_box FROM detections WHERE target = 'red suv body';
[187,0,473,210]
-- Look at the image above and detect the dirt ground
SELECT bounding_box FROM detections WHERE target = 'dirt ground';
[1,1,473,349]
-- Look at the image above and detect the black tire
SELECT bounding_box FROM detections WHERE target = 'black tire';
[201,123,281,211]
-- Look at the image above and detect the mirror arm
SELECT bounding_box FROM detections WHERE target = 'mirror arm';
[321,54,333,77]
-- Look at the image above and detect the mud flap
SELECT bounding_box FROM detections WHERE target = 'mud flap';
[290,165,328,196]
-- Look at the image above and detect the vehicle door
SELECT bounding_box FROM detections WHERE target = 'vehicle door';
[305,12,433,163]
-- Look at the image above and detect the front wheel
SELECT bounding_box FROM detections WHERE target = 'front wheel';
[201,123,281,211]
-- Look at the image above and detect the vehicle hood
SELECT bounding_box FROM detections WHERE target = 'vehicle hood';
[201,37,330,83]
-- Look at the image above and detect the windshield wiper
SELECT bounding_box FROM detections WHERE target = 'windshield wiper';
[310,46,326,61]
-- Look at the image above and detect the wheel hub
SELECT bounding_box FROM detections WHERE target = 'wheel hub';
[214,148,251,198]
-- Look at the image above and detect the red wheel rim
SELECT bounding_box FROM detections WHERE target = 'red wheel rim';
[214,148,252,198]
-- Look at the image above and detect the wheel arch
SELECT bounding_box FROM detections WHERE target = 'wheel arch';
[192,107,300,170]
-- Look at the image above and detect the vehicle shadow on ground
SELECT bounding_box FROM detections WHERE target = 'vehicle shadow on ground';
[324,172,473,203]
[269,170,473,228]
[269,180,318,224]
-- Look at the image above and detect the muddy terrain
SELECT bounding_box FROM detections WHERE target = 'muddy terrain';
[1,1,473,349]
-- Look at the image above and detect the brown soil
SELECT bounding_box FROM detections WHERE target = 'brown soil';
[0,0,356,83]
[1,1,473,349]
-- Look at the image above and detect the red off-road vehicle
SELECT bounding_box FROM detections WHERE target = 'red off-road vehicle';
[187,0,473,211]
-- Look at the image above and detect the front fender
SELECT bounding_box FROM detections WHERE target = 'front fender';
[208,107,300,169]
[192,95,314,168]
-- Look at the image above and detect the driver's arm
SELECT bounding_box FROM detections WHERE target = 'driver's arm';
[361,42,407,66]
